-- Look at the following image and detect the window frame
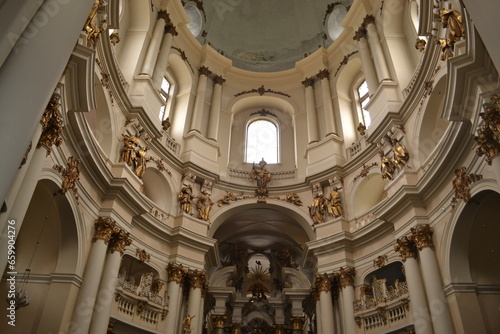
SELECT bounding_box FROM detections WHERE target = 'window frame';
[356,79,371,128]
[244,117,280,165]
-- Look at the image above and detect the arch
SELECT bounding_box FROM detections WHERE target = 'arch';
[142,166,175,214]
[283,267,311,289]
[209,199,315,242]
[209,265,237,287]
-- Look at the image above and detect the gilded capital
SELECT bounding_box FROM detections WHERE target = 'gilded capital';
[317,69,330,80]
[188,269,207,290]
[213,75,226,85]
[409,224,434,251]
[230,322,242,334]
[166,263,186,284]
[393,236,418,262]
[93,217,118,244]
[353,27,367,41]
[211,314,227,328]
[157,10,171,24]
[301,77,315,87]
[199,66,212,77]
[362,14,376,27]
[272,324,287,334]
[165,24,178,36]
[290,316,305,330]
[315,273,332,292]
[109,230,132,256]
[339,266,356,288]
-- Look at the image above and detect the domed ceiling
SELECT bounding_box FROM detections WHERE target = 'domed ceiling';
[183,0,353,72]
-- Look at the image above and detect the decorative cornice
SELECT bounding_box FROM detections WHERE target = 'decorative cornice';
[249,108,277,118]
[234,84,291,98]
[409,224,434,251]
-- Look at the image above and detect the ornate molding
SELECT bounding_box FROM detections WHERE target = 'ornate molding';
[317,69,330,80]
[353,162,378,183]
[188,270,207,290]
[234,84,291,98]
[171,46,193,72]
[323,2,342,25]
[166,263,186,284]
[474,95,500,164]
[316,273,332,292]
[451,166,483,210]
[393,236,418,262]
[213,75,226,85]
[409,224,434,251]
[136,248,150,262]
[211,314,227,329]
[93,217,118,244]
[334,51,359,77]
[249,108,277,118]
[339,267,356,288]
[199,65,212,77]
[373,255,388,268]
[353,27,367,41]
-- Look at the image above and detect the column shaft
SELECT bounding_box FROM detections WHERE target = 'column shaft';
[140,17,165,76]
[153,29,176,88]
[365,22,391,82]
[342,286,357,334]
[318,72,337,136]
[186,288,202,334]
[207,78,223,141]
[316,299,322,334]
[319,290,335,333]
[356,36,378,95]
[404,257,434,334]
[304,80,319,143]
[165,281,182,334]
[190,68,211,134]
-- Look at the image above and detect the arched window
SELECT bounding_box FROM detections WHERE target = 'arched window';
[245,119,278,164]
[159,76,171,120]
[358,80,371,127]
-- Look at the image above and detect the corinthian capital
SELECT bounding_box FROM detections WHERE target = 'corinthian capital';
[166,263,186,284]
[301,77,315,87]
[393,236,418,262]
[339,266,356,288]
[92,217,119,244]
[317,69,330,80]
[409,224,434,251]
[188,269,207,289]
[315,273,332,292]
[109,230,132,255]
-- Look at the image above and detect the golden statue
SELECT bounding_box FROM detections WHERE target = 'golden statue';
[182,315,195,333]
[179,185,194,215]
[84,0,108,49]
[134,147,149,178]
[309,193,325,224]
[437,9,465,60]
[391,138,409,170]
[379,150,396,180]
[285,192,303,206]
[196,190,213,221]
[326,187,343,218]
[120,135,139,166]
[250,158,272,202]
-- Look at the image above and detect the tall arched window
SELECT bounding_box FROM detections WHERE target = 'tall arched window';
[358,80,371,127]
[245,119,278,164]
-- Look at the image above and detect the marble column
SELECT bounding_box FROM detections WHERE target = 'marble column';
[165,263,186,334]
[140,10,169,76]
[69,218,118,334]
[317,69,337,137]
[230,322,242,334]
[89,229,132,334]
[315,291,322,334]
[353,28,378,95]
[394,236,434,334]
[316,273,335,333]
[152,24,178,88]
[302,77,319,143]
[186,270,207,334]
[410,225,454,334]
[211,314,227,334]
[363,15,391,82]
[190,66,212,134]
[207,75,225,141]
[339,267,357,334]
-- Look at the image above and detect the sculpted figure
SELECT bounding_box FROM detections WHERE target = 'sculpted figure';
[134,146,149,178]
[379,150,396,181]
[309,193,325,224]
[250,158,272,190]
[196,190,213,221]
[179,185,194,215]
[326,187,343,218]
[391,138,410,170]
[120,135,139,166]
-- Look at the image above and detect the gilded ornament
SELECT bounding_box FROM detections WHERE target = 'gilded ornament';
[199,66,212,77]
[179,185,194,215]
[338,266,356,288]
[326,187,343,218]
[84,0,108,49]
[390,138,410,170]
[353,162,378,183]
[250,158,272,203]
[53,156,80,201]
[230,322,242,334]
[93,217,119,244]
[353,27,367,41]
[301,77,315,87]
[19,141,32,169]
[276,247,297,268]
[437,9,465,60]
[377,307,387,324]
[120,135,140,166]
[474,96,500,164]
[213,75,226,85]
[188,270,207,290]
[285,192,303,206]
[136,248,150,262]
[373,255,388,268]
[316,273,332,292]
[450,166,482,209]
[272,324,287,334]
[234,84,291,98]
[309,193,325,224]
[182,315,195,333]
[317,69,330,80]
[415,38,426,52]
[167,263,186,284]
[109,31,120,45]
[133,146,149,178]
[393,236,418,262]
[290,316,305,330]
[211,314,227,329]
[409,224,434,251]
[109,230,132,256]
[38,94,64,156]
[357,122,367,136]
[196,190,213,221]
[379,150,396,181]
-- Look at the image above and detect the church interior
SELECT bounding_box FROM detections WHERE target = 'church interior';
[0,0,499,333]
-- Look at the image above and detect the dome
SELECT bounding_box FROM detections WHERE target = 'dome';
[190,0,353,72]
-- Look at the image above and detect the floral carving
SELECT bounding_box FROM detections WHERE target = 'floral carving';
[409,224,434,251]
[53,157,80,202]
[38,93,64,156]
[393,236,418,262]
[93,217,118,244]
[451,166,482,210]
